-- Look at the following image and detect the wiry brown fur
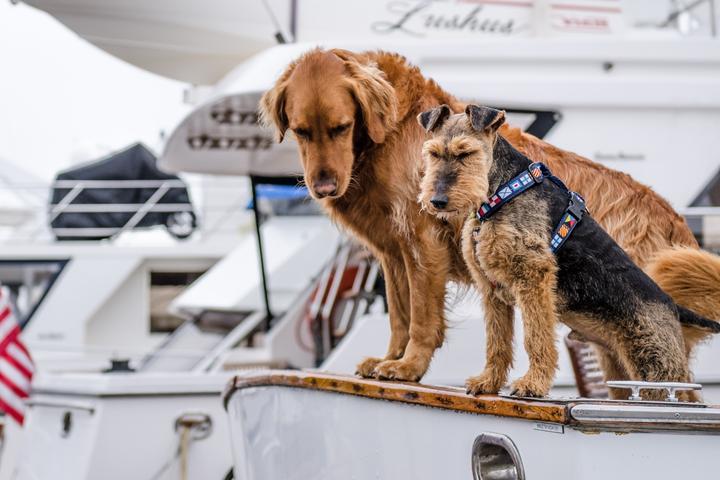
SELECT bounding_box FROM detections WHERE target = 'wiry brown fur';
[421,108,691,398]
[500,128,720,381]
[261,48,720,389]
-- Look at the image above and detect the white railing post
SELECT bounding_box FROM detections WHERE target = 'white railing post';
[48,183,85,222]
[116,182,172,235]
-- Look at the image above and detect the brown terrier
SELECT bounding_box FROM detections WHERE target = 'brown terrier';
[417,104,719,397]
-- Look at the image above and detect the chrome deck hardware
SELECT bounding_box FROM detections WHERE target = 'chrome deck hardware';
[174,412,213,440]
[472,433,525,480]
[606,381,702,402]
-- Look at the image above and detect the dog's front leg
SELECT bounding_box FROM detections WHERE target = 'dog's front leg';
[463,226,515,394]
[356,255,410,377]
[373,246,448,382]
[508,259,560,398]
[466,283,515,395]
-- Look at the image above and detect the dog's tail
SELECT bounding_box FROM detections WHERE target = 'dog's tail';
[676,305,720,332]
[646,247,720,353]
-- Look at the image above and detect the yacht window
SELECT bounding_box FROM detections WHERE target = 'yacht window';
[0,260,66,326]
[150,271,206,333]
[690,167,720,207]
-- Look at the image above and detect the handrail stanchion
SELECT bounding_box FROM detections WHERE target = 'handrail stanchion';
[250,177,273,330]
[116,182,171,235]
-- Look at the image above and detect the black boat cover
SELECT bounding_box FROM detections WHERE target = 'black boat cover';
[50,143,196,240]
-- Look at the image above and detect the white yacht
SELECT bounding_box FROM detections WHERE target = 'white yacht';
[3,1,720,479]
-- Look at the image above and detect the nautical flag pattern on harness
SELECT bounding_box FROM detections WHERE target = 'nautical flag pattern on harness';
[476,163,547,222]
[498,187,513,199]
[0,286,35,424]
[476,161,587,253]
[551,213,580,252]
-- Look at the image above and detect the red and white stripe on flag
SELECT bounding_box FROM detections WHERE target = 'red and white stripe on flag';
[0,286,34,424]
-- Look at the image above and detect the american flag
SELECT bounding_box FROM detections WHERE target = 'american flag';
[0,287,34,424]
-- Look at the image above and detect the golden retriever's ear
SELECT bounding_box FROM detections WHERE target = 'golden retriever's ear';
[417,104,451,133]
[465,105,505,133]
[259,61,298,143]
[342,58,398,144]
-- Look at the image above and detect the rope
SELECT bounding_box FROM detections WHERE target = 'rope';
[179,425,191,480]
[145,424,192,480]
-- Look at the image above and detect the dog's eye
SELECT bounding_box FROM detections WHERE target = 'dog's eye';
[429,151,441,158]
[328,123,351,138]
[294,128,311,140]
[455,151,474,163]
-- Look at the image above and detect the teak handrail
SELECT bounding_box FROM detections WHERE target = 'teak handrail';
[224,370,720,433]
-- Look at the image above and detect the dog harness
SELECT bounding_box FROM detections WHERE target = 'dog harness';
[476,162,587,253]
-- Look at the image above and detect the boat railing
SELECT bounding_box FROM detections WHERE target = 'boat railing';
[0,178,257,244]
[47,179,194,239]
[306,241,381,365]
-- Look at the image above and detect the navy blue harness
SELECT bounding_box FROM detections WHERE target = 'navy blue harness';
[476,162,587,253]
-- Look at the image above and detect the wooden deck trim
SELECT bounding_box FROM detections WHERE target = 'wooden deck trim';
[224,370,720,433]
[224,370,570,424]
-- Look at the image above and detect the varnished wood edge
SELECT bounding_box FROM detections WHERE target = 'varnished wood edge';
[223,369,570,424]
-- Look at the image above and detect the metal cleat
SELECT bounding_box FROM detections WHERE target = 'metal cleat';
[606,380,702,402]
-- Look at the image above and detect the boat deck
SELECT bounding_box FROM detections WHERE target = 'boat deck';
[225,370,720,433]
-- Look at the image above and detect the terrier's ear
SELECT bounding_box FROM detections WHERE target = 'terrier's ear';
[465,105,505,133]
[417,104,452,133]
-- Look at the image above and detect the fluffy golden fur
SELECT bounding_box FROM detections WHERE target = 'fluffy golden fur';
[647,247,720,356]
[260,48,720,392]
[419,105,693,398]
[261,48,460,381]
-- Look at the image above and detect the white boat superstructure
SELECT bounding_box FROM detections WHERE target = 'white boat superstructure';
[0,156,260,370]
[19,0,720,85]
[19,0,293,85]
[0,210,339,372]
[160,38,720,211]
[2,242,226,372]
[0,214,346,479]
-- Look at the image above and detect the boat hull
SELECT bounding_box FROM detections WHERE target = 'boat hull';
[225,372,720,479]
[1,373,232,480]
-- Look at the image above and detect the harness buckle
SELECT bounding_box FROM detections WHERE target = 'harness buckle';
[567,191,587,220]
[529,163,545,184]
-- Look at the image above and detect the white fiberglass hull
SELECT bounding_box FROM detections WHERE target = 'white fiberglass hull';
[225,372,720,480]
[0,373,232,480]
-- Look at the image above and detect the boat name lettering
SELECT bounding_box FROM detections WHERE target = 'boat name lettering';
[371,1,525,37]
[534,422,564,434]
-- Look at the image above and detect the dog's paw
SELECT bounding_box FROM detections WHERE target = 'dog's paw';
[372,359,425,382]
[356,357,383,378]
[465,372,503,396]
[509,377,550,398]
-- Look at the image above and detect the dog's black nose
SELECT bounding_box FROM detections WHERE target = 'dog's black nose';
[430,194,449,210]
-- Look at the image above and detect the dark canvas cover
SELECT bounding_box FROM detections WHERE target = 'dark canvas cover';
[50,143,196,240]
